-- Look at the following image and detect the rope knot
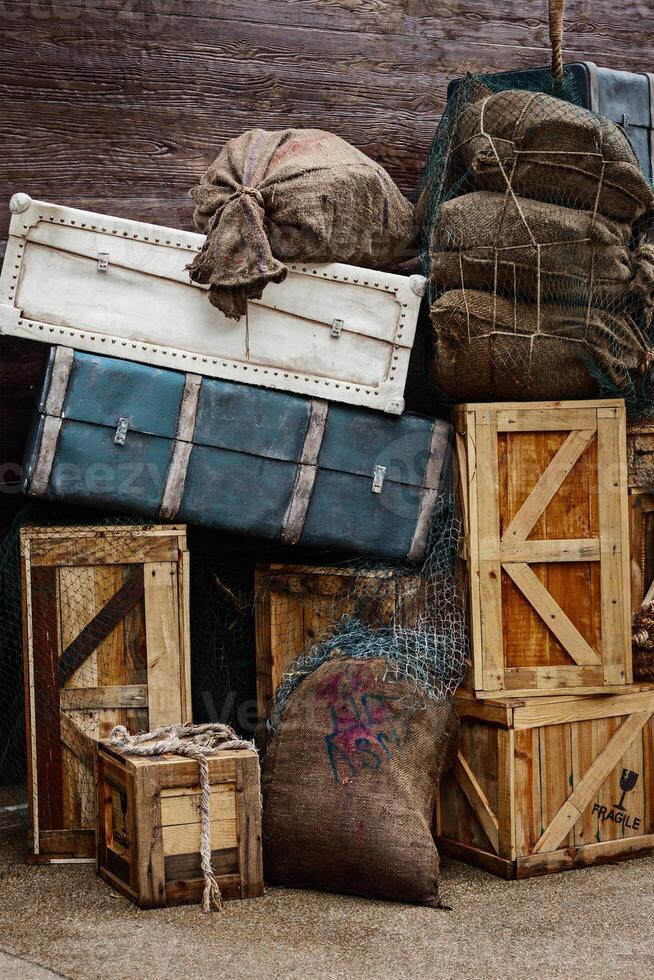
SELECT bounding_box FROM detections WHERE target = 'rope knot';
[233,184,265,209]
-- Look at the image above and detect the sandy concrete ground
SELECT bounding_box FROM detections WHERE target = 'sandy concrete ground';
[0,829,652,980]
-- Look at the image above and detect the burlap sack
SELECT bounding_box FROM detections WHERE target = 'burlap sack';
[431,288,652,402]
[262,657,459,907]
[453,89,654,224]
[431,191,654,309]
[188,129,414,318]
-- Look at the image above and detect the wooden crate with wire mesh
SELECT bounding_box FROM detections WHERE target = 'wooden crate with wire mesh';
[254,563,426,727]
[20,524,192,863]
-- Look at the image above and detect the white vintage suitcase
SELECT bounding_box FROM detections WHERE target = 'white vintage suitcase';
[0,193,426,415]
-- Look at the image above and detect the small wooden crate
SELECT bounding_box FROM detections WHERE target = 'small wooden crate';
[20,525,192,862]
[455,400,632,699]
[97,742,263,907]
[627,420,654,490]
[254,563,424,724]
[436,685,654,878]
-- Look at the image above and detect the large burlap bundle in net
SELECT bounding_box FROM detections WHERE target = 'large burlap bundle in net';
[431,191,654,309]
[262,656,459,907]
[453,87,654,223]
[188,129,414,319]
[420,71,654,413]
[431,289,651,402]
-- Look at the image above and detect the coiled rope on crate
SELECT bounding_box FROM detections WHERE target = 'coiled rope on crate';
[110,722,255,912]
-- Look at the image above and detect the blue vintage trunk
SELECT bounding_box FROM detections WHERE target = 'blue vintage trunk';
[23,348,453,560]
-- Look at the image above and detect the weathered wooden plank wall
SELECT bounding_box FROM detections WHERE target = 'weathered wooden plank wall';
[1,0,653,531]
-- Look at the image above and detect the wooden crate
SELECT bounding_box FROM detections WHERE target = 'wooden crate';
[436,685,654,878]
[97,742,263,907]
[629,490,654,614]
[627,420,654,490]
[254,563,424,724]
[455,400,632,698]
[20,525,192,862]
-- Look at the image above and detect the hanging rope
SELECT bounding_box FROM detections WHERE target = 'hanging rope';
[548,0,565,80]
[110,722,255,912]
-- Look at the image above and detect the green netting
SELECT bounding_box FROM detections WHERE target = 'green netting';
[265,491,466,736]
[417,70,654,417]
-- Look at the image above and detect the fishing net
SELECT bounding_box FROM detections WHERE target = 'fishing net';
[263,491,467,738]
[417,69,654,417]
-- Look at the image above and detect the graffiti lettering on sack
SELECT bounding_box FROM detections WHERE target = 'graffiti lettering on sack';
[322,683,404,783]
[590,768,641,830]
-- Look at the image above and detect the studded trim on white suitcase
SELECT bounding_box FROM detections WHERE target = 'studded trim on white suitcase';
[0,194,426,415]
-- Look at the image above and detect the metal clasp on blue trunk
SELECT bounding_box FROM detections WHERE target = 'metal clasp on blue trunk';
[114,418,129,445]
[372,464,386,493]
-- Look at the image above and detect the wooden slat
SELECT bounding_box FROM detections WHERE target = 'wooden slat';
[495,408,598,432]
[539,722,573,852]
[475,412,503,692]
[164,847,239,883]
[132,765,166,908]
[533,710,653,854]
[503,563,601,666]
[143,562,184,727]
[516,833,654,877]
[497,728,515,861]
[236,753,264,899]
[160,785,235,826]
[502,429,596,542]
[513,687,654,729]
[464,410,484,693]
[59,685,148,711]
[436,837,515,880]
[57,569,144,686]
[597,408,630,686]
[514,728,541,856]
[161,819,238,856]
[28,535,180,567]
[179,550,193,723]
[452,751,500,855]
[31,830,95,860]
[500,540,600,563]
[478,680,631,700]
[59,713,96,772]
[30,564,63,836]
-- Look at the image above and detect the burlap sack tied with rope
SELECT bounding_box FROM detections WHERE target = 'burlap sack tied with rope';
[431,191,654,309]
[452,87,654,224]
[262,656,459,907]
[431,289,653,403]
[188,129,414,319]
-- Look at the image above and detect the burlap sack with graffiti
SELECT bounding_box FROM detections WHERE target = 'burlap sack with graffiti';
[453,88,654,224]
[431,288,653,402]
[430,190,654,310]
[262,657,459,907]
[188,129,414,319]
